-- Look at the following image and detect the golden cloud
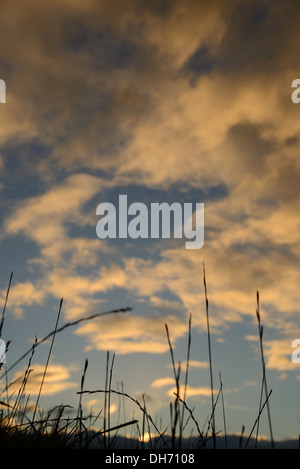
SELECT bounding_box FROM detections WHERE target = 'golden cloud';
[75,313,187,355]
[262,338,300,372]
[151,377,175,388]
[10,363,77,396]
[167,385,216,399]
[3,174,101,245]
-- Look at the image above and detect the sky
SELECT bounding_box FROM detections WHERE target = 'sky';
[0,0,300,446]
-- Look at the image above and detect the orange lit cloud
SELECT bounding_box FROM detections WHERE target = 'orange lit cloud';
[261,338,300,372]
[151,377,175,388]
[167,385,217,399]
[167,360,209,370]
[3,174,101,246]
[150,377,217,399]
[10,363,77,396]
[75,313,187,355]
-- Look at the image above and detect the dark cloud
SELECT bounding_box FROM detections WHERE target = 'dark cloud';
[181,0,300,82]
[223,122,274,177]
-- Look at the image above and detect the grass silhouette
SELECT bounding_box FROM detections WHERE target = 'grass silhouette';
[0,269,288,449]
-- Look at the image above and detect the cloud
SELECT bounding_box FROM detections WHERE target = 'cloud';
[9,363,77,396]
[245,332,300,373]
[6,280,45,307]
[151,377,174,388]
[262,338,300,372]
[149,296,183,311]
[244,380,259,387]
[3,173,101,246]
[181,360,209,369]
[74,313,187,355]
[86,398,99,410]
[150,376,217,399]
[1,0,297,193]
[167,385,217,399]
[165,360,209,371]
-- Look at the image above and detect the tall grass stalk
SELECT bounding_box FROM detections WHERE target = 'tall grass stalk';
[239,425,245,449]
[179,314,192,443]
[108,352,115,448]
[174,392,206,448]
[203,263,216,448]
[0,272,13,338]
[32,298,63,424]
[219,372,228,449]
[165,323,181,448]
[103,351,110,449]
[10,336,37,426]
[77,358,88,448]
[255,362,265,448]
[244,389,273,449]
[256,291,274,448]
[142,393,153,449]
